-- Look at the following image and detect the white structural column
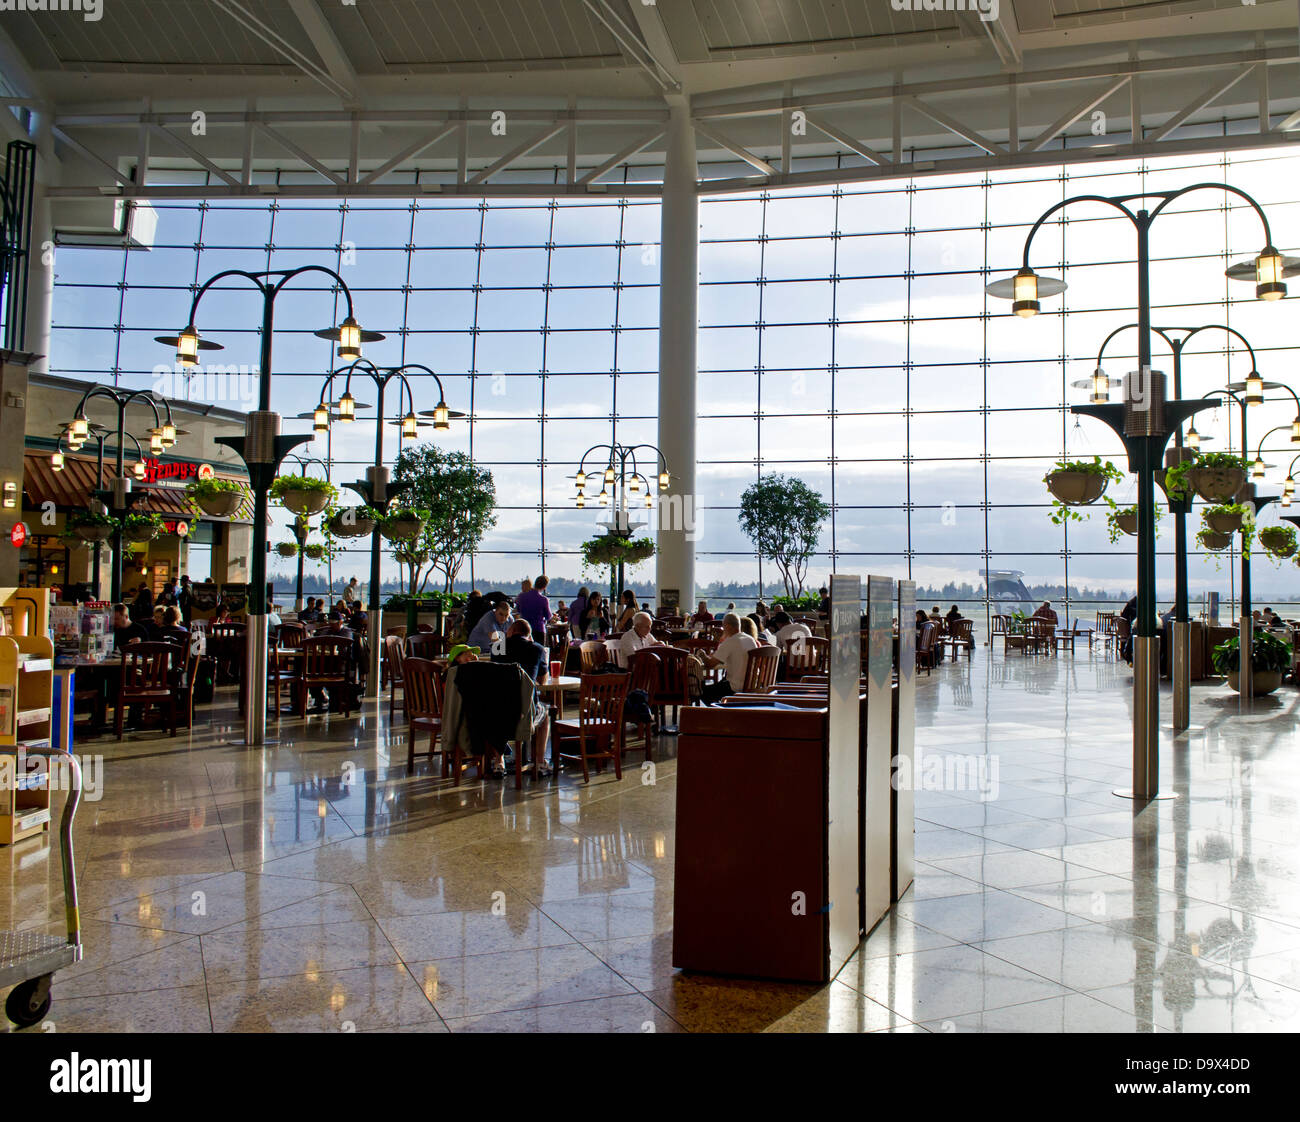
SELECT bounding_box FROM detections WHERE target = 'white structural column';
[655,100,698,611]
[21,185,53,372]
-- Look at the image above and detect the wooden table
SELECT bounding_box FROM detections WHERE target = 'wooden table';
[537,675,581,719]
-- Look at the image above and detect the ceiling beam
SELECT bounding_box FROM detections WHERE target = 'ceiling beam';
[691,121,777,176]
[210,0,352,103]
[285,0,359,103]
[904,97,1008,157]
[1026,77,1130,152]
[467,125,567,185]
[956,9,1023,70]
[580,0,680,93]
[803,112,892,166]
[1146,66,1253,143]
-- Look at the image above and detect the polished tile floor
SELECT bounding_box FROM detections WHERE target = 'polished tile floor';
[4,645,1300,1032]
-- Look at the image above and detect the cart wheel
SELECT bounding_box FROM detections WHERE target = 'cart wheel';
[5,978,52,1028]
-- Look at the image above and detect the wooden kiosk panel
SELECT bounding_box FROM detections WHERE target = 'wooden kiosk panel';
[673,705,831,982]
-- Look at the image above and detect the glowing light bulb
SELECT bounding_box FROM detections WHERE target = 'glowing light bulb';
[314,404,330,432]
[1245,372,1264,406]
[402,411,419,439]
[1091,367,1109,404]
[176,324,201,366]
[338,392,356,422]
[1012,268,1040,318]
[51,451,64,471]
[433,401,449,431]
[336,316,362,359]
[1256,247,1287,301]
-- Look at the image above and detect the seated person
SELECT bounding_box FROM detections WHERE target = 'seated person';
[113,602,149,649]
[946,604,963,623]
[739,617,765,645]
[347,602,368,633]
[468,599,513,653]
[701,613,757,704]
[690,600,713,625]
[618,611,660,662]
[1032,601,1059,624]
[579,592,611,639]
[147,606,168,640]
[493,620,547,682]
[928,604,943,622]
[268,602,282,628]
[159,605,189,641]
[770,611,811,648]
[915,609,929,629]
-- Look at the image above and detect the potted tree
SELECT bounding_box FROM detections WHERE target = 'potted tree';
[121,512,162,543]
[186,476,244,518]
[67,509,116,543]
[1187,452,1248,503]
[1203,502,1248,534]
[380,506,425,542]
[1212,631,1291,695]
[1259,524,1298,558]
[1043,456,1123,514]
[270,474,336,516]
[328,505,379,538]
[1197,527,1233,552]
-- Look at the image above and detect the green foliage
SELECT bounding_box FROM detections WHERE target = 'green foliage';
[391,444,497,594]
[185,477,242,498]
[770,592,822,612]
[1259,524,1297,559]
[1212,631,1292,674]
[122,512,163,535]
[1204,502,1250,519]
[383,590,466,611]
[1162,458,1193,503]
[580,535,655,569]
[1105,504,1161,545]
[1190,451,1249,472]
[1044,457,1124,524]
[270,474,337,499]
[738,474,830,598]
[67,509,117,528]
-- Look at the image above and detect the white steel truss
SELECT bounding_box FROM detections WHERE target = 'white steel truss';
[20,45,1300,200]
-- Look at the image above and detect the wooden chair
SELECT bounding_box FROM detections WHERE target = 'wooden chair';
[628,646,691,743]
[742,645,781,692]
[579,640,608,672]
[1025,617,1055,655]
[989,614,1008,647]
[402,657,446,775]
[650,623,673,642]
[545,626,571,672]
[1094,612,1118,654]
[116,642,178,739]
[295,635,355,717]
[916,622,938,674]
[278,621,306,649]
[552,672,631,783]
[209,621,246,683]
[406,632,445,659]
[384,634,406,721]
[942,619,974,660]
[784,634,830,676]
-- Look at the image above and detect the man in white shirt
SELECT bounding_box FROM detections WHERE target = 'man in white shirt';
[702,613,757,704]
[770,611,811,649]
[343,577,360,604]
[618,611,659,664]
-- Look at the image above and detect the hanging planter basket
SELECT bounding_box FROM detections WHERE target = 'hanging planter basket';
[276,542,298,558]
[194,491,242,518]
[280,488,330,516]
[1114,511,1138,536]
[1259,526,1298,558]
[1045,471,1108,506]
[381,517,424,542]
[303,544,327,561]
[1198,530,1233,552]
[73,523,114,543]
[1204,510,1244,534]
[329,509,375,538]
[1189,465,1246,503]
[122,524,159,544]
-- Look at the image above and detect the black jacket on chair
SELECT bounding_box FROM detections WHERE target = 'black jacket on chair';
[452,660,527,759]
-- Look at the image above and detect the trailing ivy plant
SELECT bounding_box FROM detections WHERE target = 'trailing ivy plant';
[1043,456,1124,524]
[1162,458,1194,503]
[1258,524,1297,560]
[269,475,338,503]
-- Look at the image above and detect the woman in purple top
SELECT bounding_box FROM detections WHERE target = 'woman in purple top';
[568,585,589,638]
[515,575,552,637]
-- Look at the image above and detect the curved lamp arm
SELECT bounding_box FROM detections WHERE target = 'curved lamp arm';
[1023,195,1139,266]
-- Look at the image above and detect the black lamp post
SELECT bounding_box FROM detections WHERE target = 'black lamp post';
[311,359,459,695]
[573,442,670,602]
[51,425,149,600]
[987,182,1292,801]
[157,265,381,746]
[58,388,180,604]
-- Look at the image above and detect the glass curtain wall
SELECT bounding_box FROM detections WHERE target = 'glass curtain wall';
[47,146,1300,614]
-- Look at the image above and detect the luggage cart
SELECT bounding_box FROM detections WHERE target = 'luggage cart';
[2,748,82,1029]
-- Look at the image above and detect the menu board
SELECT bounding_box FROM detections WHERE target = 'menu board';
[220,583,248,615]
[191,582,219,615]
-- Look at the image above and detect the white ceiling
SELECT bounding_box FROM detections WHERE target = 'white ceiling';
[0,0,1296,210]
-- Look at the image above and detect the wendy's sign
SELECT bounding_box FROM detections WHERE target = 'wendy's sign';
[142,458,199,484]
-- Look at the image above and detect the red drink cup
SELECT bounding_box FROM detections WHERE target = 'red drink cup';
[550,660,562,679]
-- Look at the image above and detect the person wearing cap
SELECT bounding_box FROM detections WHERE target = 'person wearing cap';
[447,643,480,666]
